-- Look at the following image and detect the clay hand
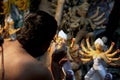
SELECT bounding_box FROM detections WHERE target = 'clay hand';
[86,38,89,41]
[116,49,120,53]
[49,42,56,55]
[118,57,120,61]
[70,38,75,48]
[97,6,100,11]
[72,38,75,43]
[74,44,79,50]
[111,42,115,46]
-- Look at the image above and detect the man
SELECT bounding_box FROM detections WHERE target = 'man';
[0,10,57,80]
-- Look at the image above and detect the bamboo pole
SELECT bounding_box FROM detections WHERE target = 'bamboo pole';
[55,0,65,27]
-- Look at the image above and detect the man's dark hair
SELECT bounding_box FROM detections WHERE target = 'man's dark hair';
[30,0,41,12]
[17,10,58,57]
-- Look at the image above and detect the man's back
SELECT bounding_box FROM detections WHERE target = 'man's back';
[0,40,52,80]
[0,10,57,80]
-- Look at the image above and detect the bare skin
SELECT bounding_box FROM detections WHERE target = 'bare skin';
[0,40,52,80]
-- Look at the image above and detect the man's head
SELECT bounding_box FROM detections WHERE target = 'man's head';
[17,10,57,57]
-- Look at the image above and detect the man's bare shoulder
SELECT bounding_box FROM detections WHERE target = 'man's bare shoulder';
[1,40,52,80]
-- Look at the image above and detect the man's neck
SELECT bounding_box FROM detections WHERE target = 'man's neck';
[2,40,24,55]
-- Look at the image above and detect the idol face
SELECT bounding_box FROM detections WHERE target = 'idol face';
[94,43,103,51]
[14,0,27,10]
[78,1,90,17]
[1,1,9,15]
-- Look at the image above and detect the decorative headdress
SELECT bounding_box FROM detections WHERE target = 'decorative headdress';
[94,38,104,46]
[58,30,67,40]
